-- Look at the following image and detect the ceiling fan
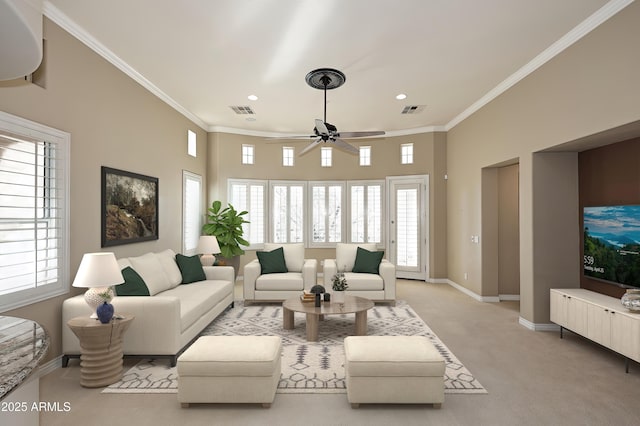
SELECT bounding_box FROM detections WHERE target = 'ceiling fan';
[271,68,385,156]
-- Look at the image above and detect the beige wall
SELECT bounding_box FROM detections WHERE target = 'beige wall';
[207,131,448,277]
[498,164,519,296]
[447,2,640,323]
[0,19,208,362]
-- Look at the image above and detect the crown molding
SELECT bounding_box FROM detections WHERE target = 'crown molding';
[42,1,208,131]
[209,125,447,138]
[445,0,635,131]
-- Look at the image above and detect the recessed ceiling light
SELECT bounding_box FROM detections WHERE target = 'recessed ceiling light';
[246,117,256,121]
[248,94,258,101]
[396,93,407,100]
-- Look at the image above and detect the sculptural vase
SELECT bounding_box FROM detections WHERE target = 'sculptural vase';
[96,302,114,324]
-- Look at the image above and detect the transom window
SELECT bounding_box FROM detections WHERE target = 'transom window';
[359,146,371,166]
[242,144,255,165]
[282,147,294,167]
[321,147,332,167]
[401,143,413,164]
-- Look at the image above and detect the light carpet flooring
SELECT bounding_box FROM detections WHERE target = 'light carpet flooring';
[40,279,640,426]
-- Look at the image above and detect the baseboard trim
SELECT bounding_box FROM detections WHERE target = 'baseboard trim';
[518,316,560,331]
[446,280,500,303]
[499,294,521,301]
[38,355,62,377]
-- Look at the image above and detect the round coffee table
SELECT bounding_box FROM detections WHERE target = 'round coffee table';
[282,295,374,341]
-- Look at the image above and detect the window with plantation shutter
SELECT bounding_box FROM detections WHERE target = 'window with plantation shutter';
[271,181,305,243]
[182,171,202,255]
[309,181,344,247]
[0,112,70,312]
[228,179,266,248]
[348,180,384,244]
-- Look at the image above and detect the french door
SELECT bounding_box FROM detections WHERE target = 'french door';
[387,175,429,280]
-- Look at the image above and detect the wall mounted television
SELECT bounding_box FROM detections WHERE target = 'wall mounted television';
[583,205,640,289]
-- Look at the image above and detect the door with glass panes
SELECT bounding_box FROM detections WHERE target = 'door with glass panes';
[387,175,428,280]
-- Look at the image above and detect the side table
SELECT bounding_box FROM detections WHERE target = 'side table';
[67,315,134,388]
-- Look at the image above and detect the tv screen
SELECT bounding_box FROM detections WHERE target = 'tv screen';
[583,205,640,288]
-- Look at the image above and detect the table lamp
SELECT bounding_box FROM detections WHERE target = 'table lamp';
[196,235,221,266]
[72,252,124,318]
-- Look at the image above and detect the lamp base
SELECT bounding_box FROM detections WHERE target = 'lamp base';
[84,287,114,318]
[200,254,216,267]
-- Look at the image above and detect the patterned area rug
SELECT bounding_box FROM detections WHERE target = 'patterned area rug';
[103,300,486,394]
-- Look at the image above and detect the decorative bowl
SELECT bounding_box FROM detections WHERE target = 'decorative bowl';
[621,289,640,312]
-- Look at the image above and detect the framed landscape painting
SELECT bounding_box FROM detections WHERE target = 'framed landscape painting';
[101,166,158,247]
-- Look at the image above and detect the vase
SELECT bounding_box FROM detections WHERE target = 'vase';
[333,291,345,304]
[96,301,114,324]
[621,289,640,312]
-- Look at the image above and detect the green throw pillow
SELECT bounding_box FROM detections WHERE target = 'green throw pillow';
[256,247,288,274]
[352,247,385,274]
[175,253,207,284]
[115,266,150,296]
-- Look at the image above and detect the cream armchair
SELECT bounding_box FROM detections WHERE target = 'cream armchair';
[323,243,396,304]
[243,243,318,303]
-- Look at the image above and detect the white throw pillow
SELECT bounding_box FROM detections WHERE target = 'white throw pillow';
[335,243,377,272]
[263,243,304,272]
[155,249,183,288]
[128,253,172,295]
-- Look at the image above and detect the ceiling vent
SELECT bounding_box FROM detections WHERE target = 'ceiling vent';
[401,105,426,114]
[230,105,255,115]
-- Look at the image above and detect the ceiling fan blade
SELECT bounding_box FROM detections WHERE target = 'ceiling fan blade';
[265,135,315,141]
[298,137,323,156]
[331,138,359,155]
[315,119,329,136]
[336,130,386,138]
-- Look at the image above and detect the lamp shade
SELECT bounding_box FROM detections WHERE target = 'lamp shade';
[72,252,124,288]
[196,236,221,255]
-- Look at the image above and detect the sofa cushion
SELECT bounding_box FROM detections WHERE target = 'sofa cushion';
[115,266,150,296]
[156,249,183,288]
[256,273,304,291]
[352,247,385,274]
[336,243,377,272]
[256,247,288,274]
[128,252,172,296]
[343,272,384,291]
[175,254,207,284]
[163,280,234,332]
[263,243,304,272]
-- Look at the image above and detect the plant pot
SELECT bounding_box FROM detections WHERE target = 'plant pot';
[216,255,240,280]
[96,302,114,324]
[333,291,345,304]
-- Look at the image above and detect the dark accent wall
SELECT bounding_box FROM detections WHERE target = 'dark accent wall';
[579,138,640,298]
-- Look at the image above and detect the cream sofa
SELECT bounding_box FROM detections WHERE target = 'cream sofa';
[243,243,318,302]
[323,243,396,303]
[62,249,234,367]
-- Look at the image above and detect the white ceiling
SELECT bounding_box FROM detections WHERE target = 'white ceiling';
[44,0,626,137]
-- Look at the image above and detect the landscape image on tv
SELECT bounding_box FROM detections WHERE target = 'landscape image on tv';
[583,205,640,288]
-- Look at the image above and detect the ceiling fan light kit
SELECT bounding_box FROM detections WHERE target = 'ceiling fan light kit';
[271,68,385,156]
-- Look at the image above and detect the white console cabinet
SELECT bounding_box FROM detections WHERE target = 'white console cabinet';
[550,288,640,372]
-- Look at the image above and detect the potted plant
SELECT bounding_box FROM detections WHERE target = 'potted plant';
[331,270,348,304]
[202,201,249,276]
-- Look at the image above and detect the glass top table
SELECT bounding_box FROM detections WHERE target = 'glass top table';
[282,294,374,341]
[0,316,49,400]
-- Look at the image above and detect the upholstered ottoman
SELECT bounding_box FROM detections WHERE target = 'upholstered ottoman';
[344,336,445,408]
[177,336,282,408]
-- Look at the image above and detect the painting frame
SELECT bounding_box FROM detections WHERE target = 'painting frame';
[101,166,159,247]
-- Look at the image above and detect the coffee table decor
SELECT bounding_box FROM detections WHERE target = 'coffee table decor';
[103,300,486,395]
